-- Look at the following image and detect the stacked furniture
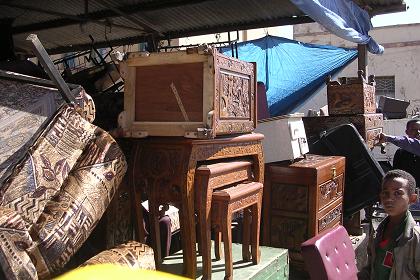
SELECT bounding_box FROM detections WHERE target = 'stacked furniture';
[194,161,262,280]
[119,46,269,279]
[254,110,347,274]
[263,154,345,271]
[303,75,383,149]
[303,74,385,235]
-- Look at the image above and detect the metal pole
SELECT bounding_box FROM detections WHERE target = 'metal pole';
[26,34,76,104]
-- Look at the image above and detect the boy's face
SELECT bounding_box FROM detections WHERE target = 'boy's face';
[380,177,417,217]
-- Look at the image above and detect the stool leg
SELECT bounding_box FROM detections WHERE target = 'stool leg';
[214,228,223,260]
[251,195,262,264]
[222,206,233,280]
[242,208,251,261]
[148,194,162,268]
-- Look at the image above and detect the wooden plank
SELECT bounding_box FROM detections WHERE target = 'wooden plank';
[134,63,204,122]
[127,51,209,66]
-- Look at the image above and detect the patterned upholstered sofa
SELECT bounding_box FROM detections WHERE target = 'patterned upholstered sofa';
[0,72,155,279]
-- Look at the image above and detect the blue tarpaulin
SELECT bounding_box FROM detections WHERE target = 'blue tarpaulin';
[220,35,357,117]
[290,0,383,54]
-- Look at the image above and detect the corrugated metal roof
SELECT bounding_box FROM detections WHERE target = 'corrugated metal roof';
[0,0,407,55]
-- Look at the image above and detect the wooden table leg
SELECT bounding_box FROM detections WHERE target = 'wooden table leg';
[149,188,162,268]
[242,208,251,261]
[251,199,261,264]
[198,182,213,280]
[222,206,233,280]
[180,170,197,278]
[130,143,146,243]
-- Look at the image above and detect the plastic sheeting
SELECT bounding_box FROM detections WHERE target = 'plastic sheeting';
[220,35,357,117]
[290,0,383,54]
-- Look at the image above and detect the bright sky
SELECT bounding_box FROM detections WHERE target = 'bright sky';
[371,0,420,27]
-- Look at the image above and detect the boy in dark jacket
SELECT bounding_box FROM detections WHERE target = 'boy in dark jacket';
[358,170,420,279]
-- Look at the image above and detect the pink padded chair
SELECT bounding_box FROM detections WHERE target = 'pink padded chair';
[301,225,358,280]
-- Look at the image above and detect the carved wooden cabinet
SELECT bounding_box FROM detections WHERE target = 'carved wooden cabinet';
[119,47,256,138]
[303,113,383,148]
[262,154,345,268]
[327,80,375,115]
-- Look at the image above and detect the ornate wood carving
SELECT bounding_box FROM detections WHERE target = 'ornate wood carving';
[365,127,383,148]
[208,168,252,190]
[318,174,343,210]
[219,73,250,119]
[327,82,376,115]
[303,114,383,148]
[318,204,342,232]
[271,183,308,213]
[271,216,307,252]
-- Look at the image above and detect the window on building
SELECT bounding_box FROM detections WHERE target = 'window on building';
[375,76,395,101]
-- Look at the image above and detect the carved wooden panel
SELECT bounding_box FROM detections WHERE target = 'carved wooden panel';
[270,216,308,255]
[318,174,344,211]
[303,114,383,148]
[327,83,376,115]
[271,183,308,213]
[135,146,186,203]
[365,127,383,149]
[219,73,251,119]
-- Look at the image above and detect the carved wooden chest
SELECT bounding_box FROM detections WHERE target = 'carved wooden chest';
[303,113,383,148]
[119,47,256,138]
[262,154,345,268]
[327,80,376,115]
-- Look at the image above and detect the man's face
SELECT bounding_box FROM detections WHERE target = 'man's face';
[406,121,420,139]
[380,177,416,217]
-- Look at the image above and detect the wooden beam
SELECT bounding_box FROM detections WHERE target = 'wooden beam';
[358,44,368,80]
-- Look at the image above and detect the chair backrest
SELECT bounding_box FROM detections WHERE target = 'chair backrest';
[301,225,358,280]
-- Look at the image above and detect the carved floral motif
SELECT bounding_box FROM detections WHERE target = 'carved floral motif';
[219,73,250,118]
[318,205,342,232]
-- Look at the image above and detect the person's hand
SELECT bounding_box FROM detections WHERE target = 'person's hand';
[377,132,388,144]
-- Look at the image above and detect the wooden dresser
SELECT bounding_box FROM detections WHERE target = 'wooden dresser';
[262,154,345,268]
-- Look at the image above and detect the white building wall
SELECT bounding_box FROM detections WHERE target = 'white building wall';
[292,22,420,117]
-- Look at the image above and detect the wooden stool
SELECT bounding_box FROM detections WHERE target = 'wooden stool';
[212,181,263,280]
[195,160,253,280]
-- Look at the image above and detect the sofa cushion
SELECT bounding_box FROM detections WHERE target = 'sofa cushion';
[0,207,38,280]
[30,126,127,279]
[0,104,127,279]
[81,241,155,270]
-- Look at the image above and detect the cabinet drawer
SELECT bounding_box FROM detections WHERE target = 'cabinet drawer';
[318,174,344,211]
[318,203,342,233]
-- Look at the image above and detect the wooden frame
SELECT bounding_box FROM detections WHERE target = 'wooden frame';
[119,47,256,138]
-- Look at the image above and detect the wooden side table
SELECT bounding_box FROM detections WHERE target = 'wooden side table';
[128,133,264,278]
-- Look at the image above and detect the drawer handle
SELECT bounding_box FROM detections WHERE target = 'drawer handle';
[321,180,338,199]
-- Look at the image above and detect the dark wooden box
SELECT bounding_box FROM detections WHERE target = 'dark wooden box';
[327,81,376,115]
[303,113,383,148]
[119,47,256,138]
[262,154,345,268]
